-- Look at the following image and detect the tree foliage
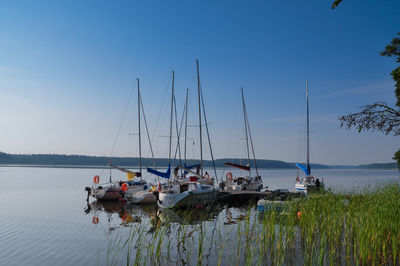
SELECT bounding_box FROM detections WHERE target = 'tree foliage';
[381,33,400,107]
[331,0,343,9]
[339,102,400,136]
[394,150,400,170]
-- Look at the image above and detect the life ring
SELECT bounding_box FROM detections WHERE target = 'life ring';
[204,173,210,180]
[226,172,233,180]
[121,183,128,192]
[93,175,100,184]
[92,217,99,224]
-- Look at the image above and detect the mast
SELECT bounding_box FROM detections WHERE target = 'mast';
[169,71,175,166]
[196,59,203,177]
[140,94,157,170]
[241,88,251,177]
[306,80,310,176]
[242,88,259,177]
[184,88,189,166]
[137,78,142,181]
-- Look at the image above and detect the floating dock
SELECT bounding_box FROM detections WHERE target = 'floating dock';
[217,189,298,202]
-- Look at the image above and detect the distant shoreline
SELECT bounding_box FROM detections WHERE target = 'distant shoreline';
[0,152,397,170]
[0,164,397,170]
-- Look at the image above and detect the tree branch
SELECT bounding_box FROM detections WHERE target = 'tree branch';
[331,0,344,9]
[338,102,400,136]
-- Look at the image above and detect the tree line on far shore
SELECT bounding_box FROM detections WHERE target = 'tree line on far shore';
[0,151,396,169]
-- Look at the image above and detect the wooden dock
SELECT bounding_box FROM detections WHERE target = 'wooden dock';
[217,189,297,202]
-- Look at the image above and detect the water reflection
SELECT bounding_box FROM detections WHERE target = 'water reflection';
[84,200,254,228]
[85,201,158,230]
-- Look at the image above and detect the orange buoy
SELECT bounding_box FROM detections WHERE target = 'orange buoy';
[158,182,161,192]
[297,211,302,220]
[92,217,99,224]
[121,183,128,192]
[93,175,100,184]
[226,172,233,180]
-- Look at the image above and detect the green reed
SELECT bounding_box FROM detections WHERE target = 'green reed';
[101,183,400,265]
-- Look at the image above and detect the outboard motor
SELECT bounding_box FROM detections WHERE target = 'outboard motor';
[85,187,91,202]
[152,191,159,202]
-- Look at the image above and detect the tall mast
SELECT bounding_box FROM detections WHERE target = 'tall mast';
[306,80,310,176]
[196,59,203,177]
[169,71,174,166]
[241,88,251,177]
[247,109,259,177]
[184,88,189,166]
[137,78,142,181]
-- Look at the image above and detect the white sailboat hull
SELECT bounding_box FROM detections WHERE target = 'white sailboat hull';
[158,187,218,209]
[294,182,307,194]
[129,189,157,204]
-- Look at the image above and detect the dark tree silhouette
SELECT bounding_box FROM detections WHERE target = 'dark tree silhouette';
[339,102,400,136]
[331,0,343,9]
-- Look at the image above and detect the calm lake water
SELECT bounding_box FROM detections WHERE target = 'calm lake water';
[0,167,398,265]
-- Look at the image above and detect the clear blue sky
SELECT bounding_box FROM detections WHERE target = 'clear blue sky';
[0,0,399,165]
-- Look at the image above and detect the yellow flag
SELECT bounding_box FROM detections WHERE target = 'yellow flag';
[127,172,136,181]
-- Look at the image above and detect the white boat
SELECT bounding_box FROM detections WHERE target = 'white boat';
[86,79,157,203]
[150,61,218,208]
[220,88,263,192]
[127,186,157,204]
[257,199,290,212]
[224,175,263,191]
[294,81,324,194]
[158,182,217,209]
[88,178,148,201]
[294,179,307,194]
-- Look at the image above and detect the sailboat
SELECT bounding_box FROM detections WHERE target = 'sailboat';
[151,61,218,209]
[221,88,263,192]
[87,167,147,201]
[87,79,156,202]
[125,79,157,204]
[294,81,323,194]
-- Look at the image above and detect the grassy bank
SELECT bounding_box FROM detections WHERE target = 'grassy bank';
[101,183,400,265]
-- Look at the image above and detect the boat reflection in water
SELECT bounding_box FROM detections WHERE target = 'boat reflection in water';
[84,200,265,265]
[158,204,222,225]
[85,200,255,228]
[85,200,158,228]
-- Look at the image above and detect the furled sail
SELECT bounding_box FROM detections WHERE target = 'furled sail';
[147,164,171,179]
[109,164,141,180]
[295,163,310,176]
[183,163,201,175]
[224,162,250,171]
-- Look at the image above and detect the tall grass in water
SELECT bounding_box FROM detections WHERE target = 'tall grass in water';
[102,183,400,265]
[297,183,400,265]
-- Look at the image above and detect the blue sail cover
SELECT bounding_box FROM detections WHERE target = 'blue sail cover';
[295,163,310,176]
[183,163,201,175]
[147,164,171,179]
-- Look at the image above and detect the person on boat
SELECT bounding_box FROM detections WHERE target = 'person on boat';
[316,178,320,187]
[296,176,300,182]
[204,171,209,178]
